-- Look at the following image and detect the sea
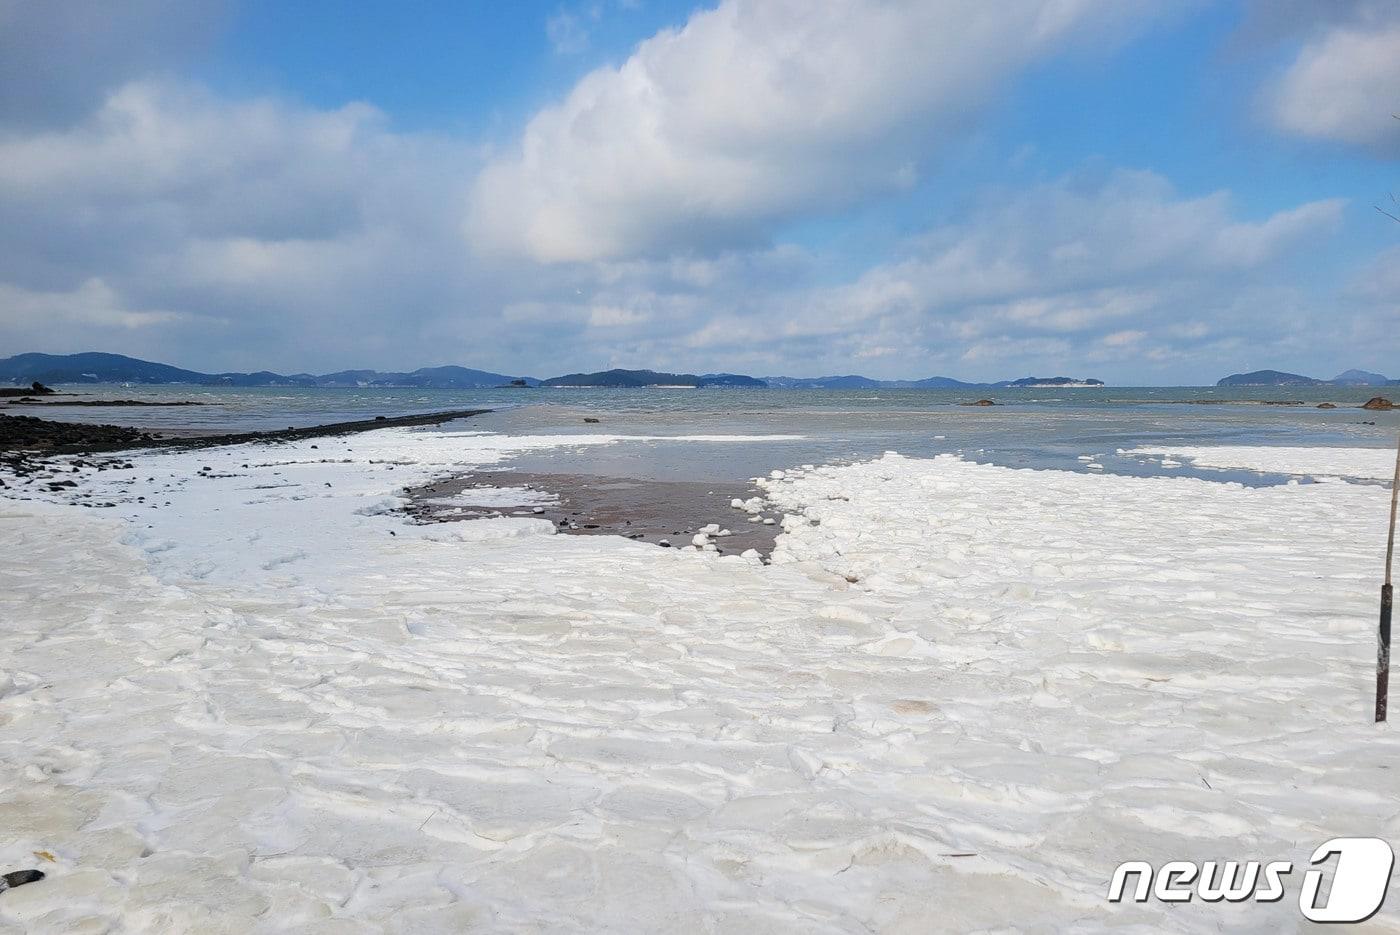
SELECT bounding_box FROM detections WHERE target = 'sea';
[13,383,1398,486]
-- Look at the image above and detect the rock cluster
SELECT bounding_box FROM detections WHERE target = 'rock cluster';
[0,381,55,398]
[0,414,158,452]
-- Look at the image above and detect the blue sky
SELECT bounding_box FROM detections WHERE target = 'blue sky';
[0,0,1396,383]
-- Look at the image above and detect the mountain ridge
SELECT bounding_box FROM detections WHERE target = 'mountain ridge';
[1,351,1116,389]
[0,353,536,389]
[1216,368,1396,387]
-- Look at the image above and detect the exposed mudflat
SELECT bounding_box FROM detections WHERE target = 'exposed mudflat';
[405,469,783,556]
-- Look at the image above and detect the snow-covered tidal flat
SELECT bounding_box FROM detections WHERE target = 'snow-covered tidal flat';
[1,424,1398,932]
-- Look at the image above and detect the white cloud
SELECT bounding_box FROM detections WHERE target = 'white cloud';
[0,3,1389,384]
[620,170,1349,380]
[587,304,651,327]
[468,0,1164,262]
[546,10,590,54]
[0,81,511,371]
[0,278,187,330]
[832,170,1343,313]
[0,0,227,127]
[1272,22,1400,150]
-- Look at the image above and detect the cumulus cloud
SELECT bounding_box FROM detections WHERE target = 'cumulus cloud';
[0,80,506,371]
[1272,24,1400,150]
[469,0,1163,262]
[0,0,1388,383]
[598,170,1347,380]
[0,0,228,128]
[1259,0,1400,151]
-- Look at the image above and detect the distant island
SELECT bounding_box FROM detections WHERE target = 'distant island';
[0,352,537,389]
[540,369,765,388]
[1216,368,1396,387]
[0,352,1108,391]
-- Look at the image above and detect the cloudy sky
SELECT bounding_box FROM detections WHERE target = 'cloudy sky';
[1,0,1396,383]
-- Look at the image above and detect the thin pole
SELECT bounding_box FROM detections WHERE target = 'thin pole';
[1378,434,1400,722]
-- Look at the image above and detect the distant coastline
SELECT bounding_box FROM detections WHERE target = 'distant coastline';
[7,351,1396,392]
[1216,368,1397,387]
[1,352,1108,391]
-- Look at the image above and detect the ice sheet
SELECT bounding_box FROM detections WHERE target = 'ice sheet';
[2,437,1397,932]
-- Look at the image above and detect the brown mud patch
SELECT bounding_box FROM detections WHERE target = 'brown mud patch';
[404,470,783,557]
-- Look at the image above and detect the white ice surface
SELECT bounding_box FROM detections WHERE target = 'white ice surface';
[1124,444,1399,481]
[423,486,559,510]
[2,435,1399,932]
[1,429,801,593]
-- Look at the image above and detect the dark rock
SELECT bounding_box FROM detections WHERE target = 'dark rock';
[2,409,490,456]
[1,869,44,890]
[961,399,997,407]
[15,399,207,407]
[1362,397,1395,410]
[583,417,601,423]
[1317,402,1337,409]
[0,382,55,398]
[0,414,156,452]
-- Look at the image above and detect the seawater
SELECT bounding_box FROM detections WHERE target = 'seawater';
[14,383,1398,485]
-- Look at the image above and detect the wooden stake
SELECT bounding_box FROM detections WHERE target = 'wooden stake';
[1379,435,1400,723]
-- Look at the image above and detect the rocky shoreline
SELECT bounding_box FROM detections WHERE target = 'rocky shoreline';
[0,408,493,455]
[7,398,209,407]
[0,409,496,504]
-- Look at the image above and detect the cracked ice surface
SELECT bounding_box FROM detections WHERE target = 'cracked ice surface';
[1,436,1398,932]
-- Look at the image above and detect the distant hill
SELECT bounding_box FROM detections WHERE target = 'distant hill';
[1217,368,1396,387]
[1,352,1113,391]
[540,369,765,388]
[996,376,1106,388]
[698,373,768,388]
[0,352,535,388]
[309,366,537,388]
[1,352,213,385]
[1217,369,1327,387]
[1331,369,1392,386]
[901,376,979,389]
